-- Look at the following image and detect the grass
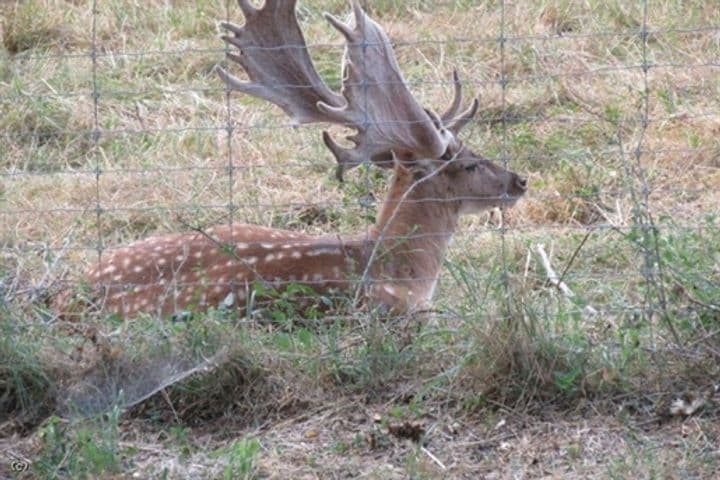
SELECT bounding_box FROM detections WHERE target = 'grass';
[1,0,719,478]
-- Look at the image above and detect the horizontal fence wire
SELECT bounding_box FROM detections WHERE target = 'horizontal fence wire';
[4,23,719,62]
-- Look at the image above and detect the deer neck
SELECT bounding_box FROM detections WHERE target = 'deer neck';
[366,169,460,301]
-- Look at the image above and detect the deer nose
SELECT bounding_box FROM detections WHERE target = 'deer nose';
[514,175,528,192]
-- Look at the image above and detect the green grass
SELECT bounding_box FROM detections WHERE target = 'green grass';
[1,0,719,478]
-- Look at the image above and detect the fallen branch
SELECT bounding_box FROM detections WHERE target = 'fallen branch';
[536,243,598,316]
[421,446,447,471]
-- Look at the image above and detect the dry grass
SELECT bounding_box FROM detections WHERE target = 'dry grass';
[1,0,719,478]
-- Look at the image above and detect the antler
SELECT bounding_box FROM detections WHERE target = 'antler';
[217,0,459,178]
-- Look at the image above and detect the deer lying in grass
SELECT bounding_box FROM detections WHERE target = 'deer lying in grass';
[55,0,526,319]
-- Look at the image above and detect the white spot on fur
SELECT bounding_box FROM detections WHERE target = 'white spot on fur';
[245,256,258,265]
[157,258,167,266]
[133,265,143,274]
[194,251,203,259]
[122,257,132,268]
[291,251,302,259]
[225,260,234,268]
[102,264,117,275]
[383,285,397,296]
[265,253,276,262]
[235,242,249,250]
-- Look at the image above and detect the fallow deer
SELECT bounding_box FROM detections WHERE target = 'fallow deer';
[55,0,526,319]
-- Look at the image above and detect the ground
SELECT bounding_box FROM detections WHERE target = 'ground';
[1,0,719,478]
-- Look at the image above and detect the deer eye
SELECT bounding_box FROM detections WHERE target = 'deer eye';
[465,164,479,172]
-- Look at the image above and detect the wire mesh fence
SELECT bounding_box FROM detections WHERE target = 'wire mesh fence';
[1,0,719,421]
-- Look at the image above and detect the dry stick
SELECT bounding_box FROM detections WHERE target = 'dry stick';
[420,445,447,471]
[535,243,598,316]
[557,229,592,287]
[351,153,461,309]
[176,216,271,285]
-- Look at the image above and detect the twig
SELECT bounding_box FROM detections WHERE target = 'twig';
[557,230,592,287]
[352,153,460,308]
[536,243,597,315]
[420,446,447,471]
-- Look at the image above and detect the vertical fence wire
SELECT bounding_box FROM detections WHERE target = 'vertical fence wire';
[91,0,103,273]
[499,0,511,317]
[636,0,678,344]
[224,0,237,310]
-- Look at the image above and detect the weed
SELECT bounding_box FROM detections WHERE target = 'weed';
[216,437,261,480]
[35,408,122,479]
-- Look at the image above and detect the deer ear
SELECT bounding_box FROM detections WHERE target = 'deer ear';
[391,152,423,180]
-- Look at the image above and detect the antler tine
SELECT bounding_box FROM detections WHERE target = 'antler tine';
[439,70,479,135]
[441,70,463,122]
[447,97,479,134]
[237,0,259,17]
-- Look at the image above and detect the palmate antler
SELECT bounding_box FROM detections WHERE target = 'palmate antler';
[216,0,477,178]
